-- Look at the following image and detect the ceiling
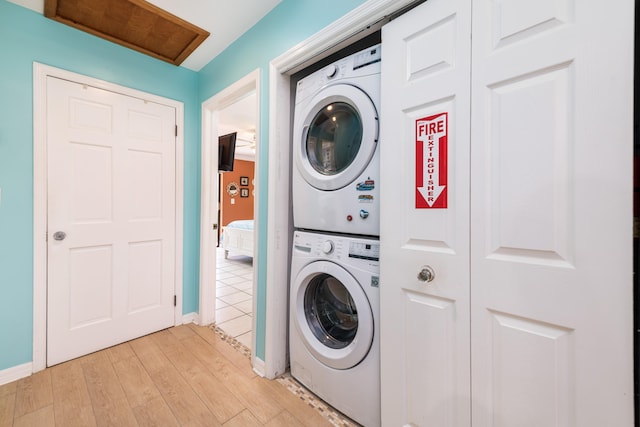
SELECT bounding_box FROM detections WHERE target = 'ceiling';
[7,0,281,71]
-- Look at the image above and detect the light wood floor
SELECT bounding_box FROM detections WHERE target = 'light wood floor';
[0,324,334,427]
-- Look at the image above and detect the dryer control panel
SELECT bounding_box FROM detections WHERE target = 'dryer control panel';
[295,43,382,106]
[353,45,381,70]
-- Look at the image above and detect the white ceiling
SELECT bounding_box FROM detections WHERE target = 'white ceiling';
[7,0,281,71]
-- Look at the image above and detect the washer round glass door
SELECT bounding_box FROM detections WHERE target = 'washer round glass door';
[293,261,374,370]
[295,83,378,191]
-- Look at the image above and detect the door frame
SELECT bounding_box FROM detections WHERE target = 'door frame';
[263,0,423,378]
[198,69,260,353]
[32,63,185,372]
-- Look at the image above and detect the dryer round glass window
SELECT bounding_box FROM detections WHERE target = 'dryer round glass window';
[304,273,358,349]
[306,102,363,176]
[295,84,378,191]
[292,261,374,370]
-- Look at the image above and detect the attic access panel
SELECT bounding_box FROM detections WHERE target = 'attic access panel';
[44,0,210,66]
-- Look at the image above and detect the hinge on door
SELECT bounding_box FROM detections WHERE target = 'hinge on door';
[174,295,177,307]
[213,224,218,230]
[175,125,178,137]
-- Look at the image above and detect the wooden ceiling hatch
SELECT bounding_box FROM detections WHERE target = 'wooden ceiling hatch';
[44,0,210,66]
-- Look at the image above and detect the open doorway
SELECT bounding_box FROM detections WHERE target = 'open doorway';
[199,70,259,355]
[216,96,257,348]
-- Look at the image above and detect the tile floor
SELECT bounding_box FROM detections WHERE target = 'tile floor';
[215,246,254,349]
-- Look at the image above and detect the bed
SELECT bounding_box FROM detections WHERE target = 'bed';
[221,220,254,259]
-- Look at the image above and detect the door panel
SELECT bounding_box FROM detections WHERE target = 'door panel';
[404,291,459,424]
[380,0,471,425]
[485,65,573,264]
[128,240,163,313]
[69,142,113,221]
[47,76,176,366]
[68,245,113,328]
[470,0,634,425]
[485,312,574,426]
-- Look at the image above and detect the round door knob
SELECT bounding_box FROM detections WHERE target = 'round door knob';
[322,240,334,254]
[53,231,66,241]
[417,265,435,282]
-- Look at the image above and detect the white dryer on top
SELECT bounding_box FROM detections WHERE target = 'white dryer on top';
[292,44,381,237]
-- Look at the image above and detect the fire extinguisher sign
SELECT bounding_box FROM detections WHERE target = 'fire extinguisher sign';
[415,112,448,209]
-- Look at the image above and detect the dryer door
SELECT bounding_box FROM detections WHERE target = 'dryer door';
[294,83,378,191]
[292,260,374,370]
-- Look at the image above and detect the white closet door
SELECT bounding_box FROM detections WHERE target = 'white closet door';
[470,1,635,425]
[380,0,472,425]
[47,76,177,366]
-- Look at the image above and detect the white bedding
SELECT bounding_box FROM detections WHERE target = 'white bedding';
[221,220,254,258]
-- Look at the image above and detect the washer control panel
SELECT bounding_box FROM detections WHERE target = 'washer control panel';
[293,231,379,264]
[348,240,379,262]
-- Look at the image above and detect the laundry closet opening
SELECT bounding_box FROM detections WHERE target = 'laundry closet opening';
[288,33,383,427]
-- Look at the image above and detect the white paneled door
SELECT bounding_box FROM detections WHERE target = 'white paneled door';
[380,0,472,425]
[380,0,634,426]
[46,77,177,366]
[469,1,634,425]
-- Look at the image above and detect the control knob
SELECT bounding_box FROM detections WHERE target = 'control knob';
[322,240,334,254]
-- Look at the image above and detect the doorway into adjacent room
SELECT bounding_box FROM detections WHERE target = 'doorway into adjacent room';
[215,102,257,348]
[199,70,259,355]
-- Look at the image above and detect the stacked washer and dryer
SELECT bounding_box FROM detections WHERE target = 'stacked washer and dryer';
[289,44,382,427]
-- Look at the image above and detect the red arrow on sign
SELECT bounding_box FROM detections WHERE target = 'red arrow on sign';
[415,112,448,209]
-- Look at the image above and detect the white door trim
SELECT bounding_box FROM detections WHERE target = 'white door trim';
[264,0,422,379]
[32,62,184,373]
[199,69,260,355]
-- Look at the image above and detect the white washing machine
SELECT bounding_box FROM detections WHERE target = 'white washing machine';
[292,44,381,237]
[289,230,380,427]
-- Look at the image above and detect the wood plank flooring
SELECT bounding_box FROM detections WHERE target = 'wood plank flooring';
[0,324,334,427]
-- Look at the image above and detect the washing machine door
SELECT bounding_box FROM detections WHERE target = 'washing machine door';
[292,260,374,370]
[295,83,378,191]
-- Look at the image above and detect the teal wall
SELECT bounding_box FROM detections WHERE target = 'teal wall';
[0,0,366,372]
[0,0,200,371]
[198,0,367,361]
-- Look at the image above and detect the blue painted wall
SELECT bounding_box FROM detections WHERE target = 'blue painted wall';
[198,0,367,360]
[0,0,366,372]
[0,0,200,371]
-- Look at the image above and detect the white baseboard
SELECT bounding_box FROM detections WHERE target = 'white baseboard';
[0,362,32,386]
[252,355,266,378]
[181,312,199,325]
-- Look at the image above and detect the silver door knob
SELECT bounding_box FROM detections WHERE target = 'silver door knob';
[53,231,66,241]
[417,265,435,282]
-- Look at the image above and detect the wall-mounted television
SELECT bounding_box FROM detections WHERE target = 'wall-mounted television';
[218,132,237,172]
